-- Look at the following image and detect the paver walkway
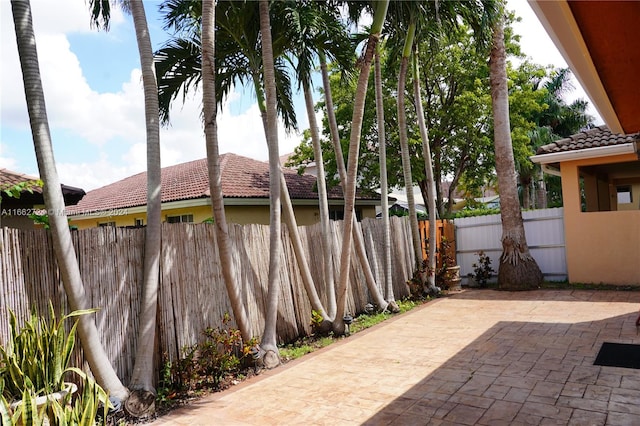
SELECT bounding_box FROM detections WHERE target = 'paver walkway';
[149,289,640,425]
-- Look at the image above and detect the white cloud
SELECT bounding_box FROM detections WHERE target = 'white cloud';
[1,0,311,191]
[57,153,135,191]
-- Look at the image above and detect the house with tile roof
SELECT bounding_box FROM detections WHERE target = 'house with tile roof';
[0,168,85,229]
[67,153,381,229]
[531,125,640,285]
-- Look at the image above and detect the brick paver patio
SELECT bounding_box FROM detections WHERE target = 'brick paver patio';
[149,289,640,425]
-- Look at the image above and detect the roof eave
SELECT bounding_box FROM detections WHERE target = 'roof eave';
[528,0,624,134]
[530,142,637,165]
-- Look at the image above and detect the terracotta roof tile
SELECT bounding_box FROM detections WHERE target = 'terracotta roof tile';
[68,153,376,215]
[0,168,85,205]
[0,169,41,190]
[536,125,640,155]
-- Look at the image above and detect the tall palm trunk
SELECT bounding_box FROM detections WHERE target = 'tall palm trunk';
[396,21,423,267]
[374,47,398,312]
[201,0,252,343]
[334,0,389,335]
[10,0,128,401]
[258,0,281,368]
[319,53,389,317]
[489,17,543,290]
[125,0,161,417]
[303,79,334,325]
[412,46,438,293]
[253,82,330,331]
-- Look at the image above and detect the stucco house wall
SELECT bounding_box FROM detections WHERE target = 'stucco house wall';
[560,155,640,285]
[532,126,640,286]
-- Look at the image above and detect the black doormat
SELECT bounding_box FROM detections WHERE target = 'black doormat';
[594,342,640,369]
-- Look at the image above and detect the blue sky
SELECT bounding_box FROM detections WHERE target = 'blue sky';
[0,0,600,191]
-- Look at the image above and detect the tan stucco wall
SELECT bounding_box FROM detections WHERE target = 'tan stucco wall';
[70,203,378,229]
[561,154,640,285]
[616,182,640,211]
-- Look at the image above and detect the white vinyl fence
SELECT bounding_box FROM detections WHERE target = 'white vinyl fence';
[454,208,567,284]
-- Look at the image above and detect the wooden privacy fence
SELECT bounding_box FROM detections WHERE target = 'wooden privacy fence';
[0,216,413,384]
[418,219,456,267]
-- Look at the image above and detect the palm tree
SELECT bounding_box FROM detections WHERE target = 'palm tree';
[284,1,353,326]
[315,5,392,317]
[489,12,543,290]
[334,0,390,335]
[258,0,281,368]
[374,45,397,311]
[157,0,329,335]
[156,0,256,356]
[526,68,592,208]
[412,43,438,294]
[201,0,252,344]
[386,2,447,293]
[10,0,128,402]
[88,0,161,415]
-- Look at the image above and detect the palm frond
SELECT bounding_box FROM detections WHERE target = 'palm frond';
[155,36,202,125]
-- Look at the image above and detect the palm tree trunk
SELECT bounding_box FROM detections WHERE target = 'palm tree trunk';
[319,53,347,184]
[254,75,330,331]
[279,172,329,322]
[303,80,334,325]
[374,47,398,312]
[396,22,423,267]
[125,0,161,417]
[412,47,439,293]
[489,17,543,290]
[334,0,389,335]
[258,0,281,368]
[320,52,389,317]
[10,0,128,402]
[201,0,252,343]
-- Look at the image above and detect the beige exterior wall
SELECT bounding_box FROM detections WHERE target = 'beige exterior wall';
[70,201,378,229]
[560,153,640,285]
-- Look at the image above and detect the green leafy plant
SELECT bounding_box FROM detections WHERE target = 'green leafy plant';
[0,303,110,425]
[472,251,495,287]
[0,303,97,399]
[309,310,324,334]
[161,314,255,398]
[47,370,110,426]
[156,359,176,407]
[0,180,43,202]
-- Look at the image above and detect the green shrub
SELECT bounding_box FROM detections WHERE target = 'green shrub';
[160,314,254,398]
[451,208,500,218]
[472,251,495,287]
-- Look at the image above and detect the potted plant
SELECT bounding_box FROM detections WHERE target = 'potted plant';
[436,238,461,291]
[0,302,110,425]
[472,251,495,287]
